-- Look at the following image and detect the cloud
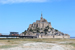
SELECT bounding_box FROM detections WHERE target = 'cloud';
[0,0,48,4]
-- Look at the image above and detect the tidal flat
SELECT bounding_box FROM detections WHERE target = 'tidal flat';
[0,38,75,50]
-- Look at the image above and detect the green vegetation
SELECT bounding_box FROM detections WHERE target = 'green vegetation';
[44,29,48,32]
[50,28,54,30]
[34,28,40,33]
[45,32,47,35]
[29,28,33,32]
[44,28,48,35]
[68,43,75,47]
[63,42,75,47]
[46,26,50,29]
[0,39,20,49]
[55,29,58,32]
[36,28,40,30]
[0,45,16,49]
[0,38,75,43]
[22,30,27,35]
[37,30,40,33]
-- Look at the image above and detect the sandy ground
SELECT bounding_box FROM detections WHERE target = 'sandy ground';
[0,42,71,50]
[0,43,5,46]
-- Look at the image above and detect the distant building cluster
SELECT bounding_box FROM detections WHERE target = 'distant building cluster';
[10,32,19,36]
[21,13,70,38]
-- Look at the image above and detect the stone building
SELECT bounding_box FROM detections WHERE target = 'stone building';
[21,13,70,38]
[29,13,52,29]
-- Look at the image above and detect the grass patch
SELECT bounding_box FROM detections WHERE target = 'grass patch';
[60,42,75,47]
[68,43,75,47]
[0,45,16,49]
[0,38,75,43]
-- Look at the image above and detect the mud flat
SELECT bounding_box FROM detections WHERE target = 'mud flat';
[0,38,75,50]
[0,42,74,50]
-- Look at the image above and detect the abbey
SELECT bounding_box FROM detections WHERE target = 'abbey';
[29,13,52,29]
[21,13,70,38]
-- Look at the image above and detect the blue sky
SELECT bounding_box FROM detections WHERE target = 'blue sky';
[0,0,75,37]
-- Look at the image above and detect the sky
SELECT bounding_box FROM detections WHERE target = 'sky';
[0,0,75,37]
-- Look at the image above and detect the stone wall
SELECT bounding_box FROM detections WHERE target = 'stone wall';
[64,36,70,38]
[54,35,64,38]
[38,35,70,39]
[38,35,53,38]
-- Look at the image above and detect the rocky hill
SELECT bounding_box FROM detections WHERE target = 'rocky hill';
[21,14,70,38]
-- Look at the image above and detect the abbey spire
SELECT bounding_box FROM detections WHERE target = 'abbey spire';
[41,13,43,20]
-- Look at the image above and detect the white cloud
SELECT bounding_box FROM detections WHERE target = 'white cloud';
[0,0,48,4]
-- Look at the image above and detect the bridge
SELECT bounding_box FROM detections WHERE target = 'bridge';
[0,35,37,38]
